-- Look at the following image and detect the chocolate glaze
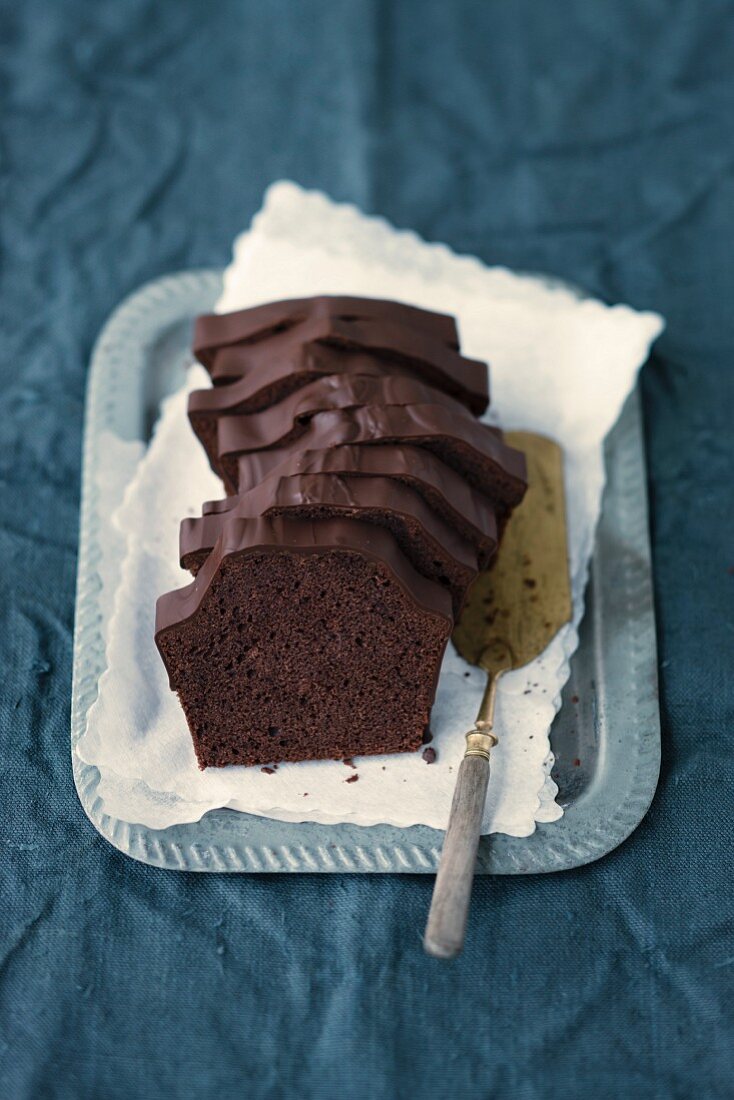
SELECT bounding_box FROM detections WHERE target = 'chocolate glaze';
[179,472,479,617]
[205,373,466,477]
[204,313,489,415]
[156,514,454,642]
[222,403,527,505]
[202,443,499,566]
[193,295,460,369]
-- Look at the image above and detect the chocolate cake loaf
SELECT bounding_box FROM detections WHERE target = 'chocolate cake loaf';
[156,294,527,769]
[156,517,453,767]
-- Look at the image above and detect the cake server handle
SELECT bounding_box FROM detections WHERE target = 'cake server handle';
[423,668,503,959]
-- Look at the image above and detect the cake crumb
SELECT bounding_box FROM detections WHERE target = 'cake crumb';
[343,757,356,768]
[261,766,276,775]
[345,774,359,784]
[422,747,437,764]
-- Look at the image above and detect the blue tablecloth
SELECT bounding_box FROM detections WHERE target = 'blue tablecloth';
[1,2,732,1096]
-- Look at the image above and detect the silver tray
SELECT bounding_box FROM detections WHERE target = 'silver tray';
[71,269,661,873]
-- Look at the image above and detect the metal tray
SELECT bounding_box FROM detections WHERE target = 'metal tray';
[71,269,661,873]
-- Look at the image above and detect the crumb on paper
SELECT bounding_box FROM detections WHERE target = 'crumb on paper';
[261,766,276,775]
[422,747,437,764]
[345,774,359,784]
[343,757,356,769]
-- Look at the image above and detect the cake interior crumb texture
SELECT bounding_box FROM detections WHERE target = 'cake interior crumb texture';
[156,548,451,768]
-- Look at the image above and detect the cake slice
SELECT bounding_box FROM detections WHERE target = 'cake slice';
[195,373,465,478]
[155,516,453,768]
[196,307,489,415]
[204,443,499,566]
[224,404,528,506]
[193,295,460,368]
[187,335,488,441]
[179,472,479,617]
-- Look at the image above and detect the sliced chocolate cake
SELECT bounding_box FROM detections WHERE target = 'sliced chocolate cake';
[187,338,486,447]
[155,293,527,769]
[193,295,461,367]
[194,298,489,414]
[203,443,499,566]
[224,403,527,504]
[194,372,467,478]
[156,516,454,768]
[179,472,479,617]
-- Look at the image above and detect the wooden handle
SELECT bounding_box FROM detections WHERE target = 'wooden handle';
[423,751,490,959]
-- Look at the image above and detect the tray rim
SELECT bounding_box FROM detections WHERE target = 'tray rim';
[71,268,661,874]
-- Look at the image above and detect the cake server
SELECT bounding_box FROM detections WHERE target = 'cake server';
[424,431,572,959]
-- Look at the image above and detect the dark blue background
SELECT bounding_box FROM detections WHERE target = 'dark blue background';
[1,2,732,1096]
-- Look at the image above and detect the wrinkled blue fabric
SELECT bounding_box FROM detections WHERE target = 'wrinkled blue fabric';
[1,1,733,1097]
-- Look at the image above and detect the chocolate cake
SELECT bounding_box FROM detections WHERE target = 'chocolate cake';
[194,297,489,414]
[203,443,499,565]
[179,472,479,616]
[187,340,486,455]
[155,293,527,769]
[156,516,453,767]
[193,372,467,478]
[223,403,527,503]
[193,295,460,364]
